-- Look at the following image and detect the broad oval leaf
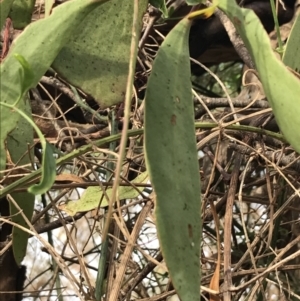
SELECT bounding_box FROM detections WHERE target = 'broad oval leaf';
[52,0,148,108]
[0,0,108,173]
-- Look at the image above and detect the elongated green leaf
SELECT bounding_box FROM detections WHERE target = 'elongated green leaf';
[60,171,148,216]
[283,14,300,72]
[5,97,34,265]
[10,192,34,264]
[2,92,54,265]
[52,0,148,108]
[145,18,201,301]
[3,55,58,195]
[218,0,300,153]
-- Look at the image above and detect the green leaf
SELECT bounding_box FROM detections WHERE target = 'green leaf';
[282,14,300,73]
[1,97,33,175]
[8,0,35,29]
[1,97,55,259]
[2,55,56,195]
[10,192,34,265]
[60,171,149,216]
[144,17,201,301]
[0,0,14,29]
[3,54,35,264]
[0,0,108,173]
[218,0,300,153]
[52,0,148,108]
[5,98,34,175]
[5,96,34,265]
[0,0,109,264]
